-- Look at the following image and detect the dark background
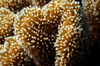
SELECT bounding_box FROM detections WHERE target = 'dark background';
[75,0,82,5]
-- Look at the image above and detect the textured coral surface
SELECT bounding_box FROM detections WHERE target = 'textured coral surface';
[0,8,15,44]
[0,0,99,66]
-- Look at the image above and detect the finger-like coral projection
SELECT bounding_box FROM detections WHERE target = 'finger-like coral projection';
[0,0,32,13]
[0,0,97,66]
[14,1,62,65]
[32,0,51,7]
[0,8,15,44]
[82,0,100,65]
[82,0,100,18]
[55,1,93,66]
[0,36,20,65]
[0,36,36,66]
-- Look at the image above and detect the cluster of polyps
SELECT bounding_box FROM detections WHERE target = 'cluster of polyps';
[14,1,62,65]
[55,0,93,66]
[0,8,15,45]
[0,0,98,66]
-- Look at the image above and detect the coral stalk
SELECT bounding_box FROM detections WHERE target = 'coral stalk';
[55,0,93,66]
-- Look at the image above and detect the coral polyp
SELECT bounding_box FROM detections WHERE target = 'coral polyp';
[0,36,36,66]
[55,0,93,66]
[14,1,62,65]
[0,36,20,65]
[0,7,15,44]
[0,0,100,66]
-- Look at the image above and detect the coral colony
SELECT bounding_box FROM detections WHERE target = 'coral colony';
[0,0,100,66]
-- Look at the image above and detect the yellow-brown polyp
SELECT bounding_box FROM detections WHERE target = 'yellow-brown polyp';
[55,0,93,66]
[0,36,36,66]
[14,1,62,65]
[0,8,15,44]
[0,36,20,66]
